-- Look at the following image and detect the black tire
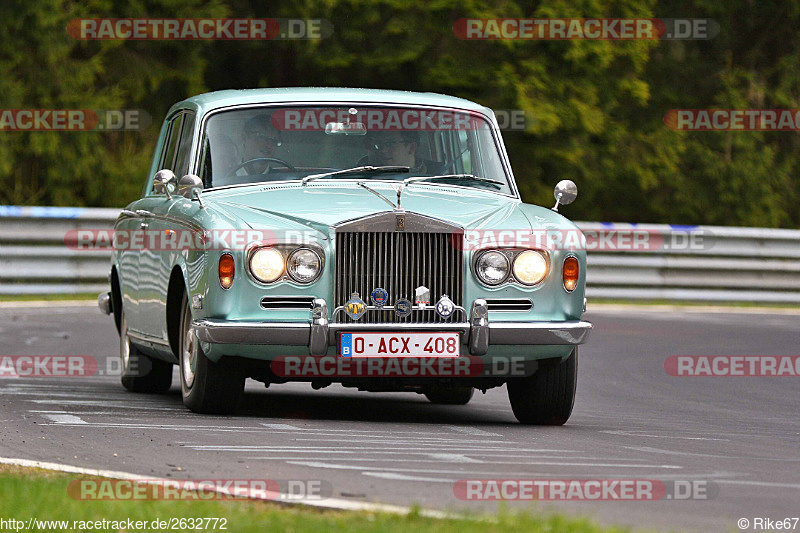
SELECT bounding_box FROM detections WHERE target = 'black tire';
[507,348,578,425]
[424,385,474,405]
[119,309,173,393]
[178,293,244,414]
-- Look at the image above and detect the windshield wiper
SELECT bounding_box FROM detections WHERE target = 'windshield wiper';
[392,174,505,209]
[301,166,410,186]
[403,174,504,188]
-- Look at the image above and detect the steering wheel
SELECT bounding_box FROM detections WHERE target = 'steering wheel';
[439,147,469,174]
[227,157,296,177]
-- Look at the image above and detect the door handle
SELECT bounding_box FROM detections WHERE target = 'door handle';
[136,210,153,216]
[140,222,149,229]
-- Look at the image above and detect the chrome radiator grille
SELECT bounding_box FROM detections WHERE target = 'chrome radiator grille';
[334,232,463,323]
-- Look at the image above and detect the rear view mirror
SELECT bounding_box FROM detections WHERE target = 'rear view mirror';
[552,180,578,212]
[153,169,177,199]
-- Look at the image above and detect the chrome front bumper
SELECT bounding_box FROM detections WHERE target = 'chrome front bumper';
[192,299,592,356]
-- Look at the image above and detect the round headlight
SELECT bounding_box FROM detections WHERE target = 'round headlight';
[513,250,548,285]
[287,248,321,283]
[476,251,509,285]
[250,247,285,283]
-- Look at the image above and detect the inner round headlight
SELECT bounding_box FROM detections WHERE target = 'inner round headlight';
[250,247,285,283]
[476,251,509,285]
[287,248,321,283]
[513,250,548,285]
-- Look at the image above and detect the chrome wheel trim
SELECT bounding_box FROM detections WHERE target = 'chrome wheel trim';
[120,313,131,371]
[181,305,197,389]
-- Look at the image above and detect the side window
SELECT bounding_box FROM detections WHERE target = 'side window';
[173,112,196,178]
[159,114,183,172]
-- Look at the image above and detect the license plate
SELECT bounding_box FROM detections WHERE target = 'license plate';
[340,332,460,358]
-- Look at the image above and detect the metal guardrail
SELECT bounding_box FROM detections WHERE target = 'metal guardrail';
[0,206,118,295]
[1,206,799,303]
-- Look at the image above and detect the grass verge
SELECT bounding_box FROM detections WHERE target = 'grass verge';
[0,464,627,532]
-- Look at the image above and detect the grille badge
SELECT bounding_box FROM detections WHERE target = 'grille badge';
[435,295,456,318]
[394,298,412,318]
[395,213,405,231]
[414,285,430,308]
[345,293,367,320]
[370,287,389,308]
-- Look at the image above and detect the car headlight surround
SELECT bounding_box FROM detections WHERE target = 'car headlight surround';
[475,250,510,286]
[287,247,322,283]
[249,247,285,284]
[512,250,549,286]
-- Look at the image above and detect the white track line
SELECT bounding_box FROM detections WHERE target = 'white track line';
[41,414,87,424]
[443,425,502,437]
[0,456,452,517]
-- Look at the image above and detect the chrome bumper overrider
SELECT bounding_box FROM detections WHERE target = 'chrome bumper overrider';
[192,299,592,356]
[98,292,112,315]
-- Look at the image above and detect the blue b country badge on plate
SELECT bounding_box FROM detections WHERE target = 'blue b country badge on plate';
[370,288,388,308]
[340,333,353,357]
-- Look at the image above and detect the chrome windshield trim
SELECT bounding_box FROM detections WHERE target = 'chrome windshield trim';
[194,101,519,200]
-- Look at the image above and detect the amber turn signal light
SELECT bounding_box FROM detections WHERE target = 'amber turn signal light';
[219,253,235,289]
[563,256,579,292]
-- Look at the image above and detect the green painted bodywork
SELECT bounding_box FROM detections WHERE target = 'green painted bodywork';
[113,88,585,365]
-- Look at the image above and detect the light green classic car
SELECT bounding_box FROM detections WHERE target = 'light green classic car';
[98,88,592,424]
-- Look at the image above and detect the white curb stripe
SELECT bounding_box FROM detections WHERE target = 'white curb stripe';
[0,456,453,518]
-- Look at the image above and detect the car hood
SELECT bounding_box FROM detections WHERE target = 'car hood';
[205,182,567,237]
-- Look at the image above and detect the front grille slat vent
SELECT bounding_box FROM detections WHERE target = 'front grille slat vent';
[335,231,462,323]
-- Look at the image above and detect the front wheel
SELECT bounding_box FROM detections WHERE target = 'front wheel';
[507,348,578,425]
[119,309,173,393]
[178,293,244,414]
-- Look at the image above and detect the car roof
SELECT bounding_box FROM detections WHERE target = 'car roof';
[172,87,494,117]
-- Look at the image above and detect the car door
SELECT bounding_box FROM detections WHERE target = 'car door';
[136,111,187,339]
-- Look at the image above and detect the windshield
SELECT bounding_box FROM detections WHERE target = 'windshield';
[198,105,512,194]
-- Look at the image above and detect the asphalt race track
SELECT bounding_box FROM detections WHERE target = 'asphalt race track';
[0,303,798,532]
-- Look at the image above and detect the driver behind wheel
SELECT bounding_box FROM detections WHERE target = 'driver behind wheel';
[357,131,444,175]
[237,114,284,175]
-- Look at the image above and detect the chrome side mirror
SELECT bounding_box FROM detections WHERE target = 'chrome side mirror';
[179,174,203,198]
[552,180,578,212]
[179,174,205,208]
[153,169,177,199]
